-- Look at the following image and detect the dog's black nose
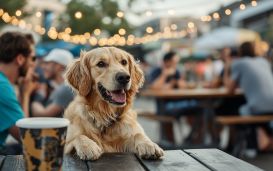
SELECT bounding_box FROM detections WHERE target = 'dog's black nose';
[116,72,130,85]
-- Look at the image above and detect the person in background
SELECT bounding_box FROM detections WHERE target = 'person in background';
[149,51,196,113]
[149,51,201,145]
[149,51,182,89]
[203,56,216,84]
[31,49,74,117]
[0,32,38,154]
[226,42,273,153]
[213,48,246,116]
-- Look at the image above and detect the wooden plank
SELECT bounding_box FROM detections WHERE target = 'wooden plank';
[0,155,87,171]
[1,155,25,171]
[0,155,6,169]
[62,154,88,171]
[185,149,263,171]
[216,115,273,125]
[87,153,145,171]
[139,150,209,171]
[140,88,242,99]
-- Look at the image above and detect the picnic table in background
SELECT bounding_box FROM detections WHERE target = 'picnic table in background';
[140,88,243,99]
[139,88,244,145]
[0,149,262,171]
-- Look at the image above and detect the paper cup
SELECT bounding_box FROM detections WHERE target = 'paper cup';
[16,117,70,171]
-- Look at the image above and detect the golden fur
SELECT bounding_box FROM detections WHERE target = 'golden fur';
[64,47,164,160]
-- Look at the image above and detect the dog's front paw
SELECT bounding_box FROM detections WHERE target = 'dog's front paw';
[74,136,103,160]
[136,142,164,159]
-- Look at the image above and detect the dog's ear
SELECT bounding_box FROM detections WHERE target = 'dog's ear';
[128,53,144,92]
[65,55,92,96]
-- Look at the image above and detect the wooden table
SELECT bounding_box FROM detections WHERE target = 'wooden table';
[140,88,243,99]
[140,88,244,145]
[0,149,262,171]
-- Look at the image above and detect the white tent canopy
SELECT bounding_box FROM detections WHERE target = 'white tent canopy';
[194,27,260,50]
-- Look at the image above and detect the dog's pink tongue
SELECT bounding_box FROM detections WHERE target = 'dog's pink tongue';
[111,91,126,103]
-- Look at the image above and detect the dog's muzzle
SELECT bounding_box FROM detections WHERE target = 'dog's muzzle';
[98,83,127,105]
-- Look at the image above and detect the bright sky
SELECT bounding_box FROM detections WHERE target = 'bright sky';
[121,0,238,26]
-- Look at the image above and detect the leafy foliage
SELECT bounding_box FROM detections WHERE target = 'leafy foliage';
[59,0,132,36]
[0,0,27,27]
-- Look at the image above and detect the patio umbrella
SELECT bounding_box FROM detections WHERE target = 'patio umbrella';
[194,27,260,50]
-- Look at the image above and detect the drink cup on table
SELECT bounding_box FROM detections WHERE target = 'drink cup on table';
[16,117,70,171]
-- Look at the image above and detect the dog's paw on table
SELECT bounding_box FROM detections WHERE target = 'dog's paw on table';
[136,142,164,160]
[74,140,103,160]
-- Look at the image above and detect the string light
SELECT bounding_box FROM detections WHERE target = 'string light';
[116,11,124,18]
[146,27,153,33]
[89,37,97,46]
[213,12,220,20]
[36,11,42,18]
[11,18,19,25]
[84,32,91,39]
[94,29,101,36]
[0,0,260,47]
[118,28,126,35]
[15,10,22,17]
[187,22,195,29]
[65,27,72,34]
[225,9,231,15]
[3,13,12,23]
[251,0,257,7]
[200,15,211,22]
[74,11,82,19]
[0,9,3,16]
[240,4,246,10]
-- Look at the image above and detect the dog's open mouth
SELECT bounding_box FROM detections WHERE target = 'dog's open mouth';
[98,83,126,105]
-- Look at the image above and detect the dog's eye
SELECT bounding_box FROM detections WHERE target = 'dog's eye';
[121,59,127,66]
[97,61,107,68]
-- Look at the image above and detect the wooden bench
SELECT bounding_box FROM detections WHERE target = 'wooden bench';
[216,114,273,157]
[216,115,273,125]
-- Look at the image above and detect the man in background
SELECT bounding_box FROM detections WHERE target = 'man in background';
[0,32,38,154]
[149,51,201,145]
[31,49,74,117]
[226,42,273,155]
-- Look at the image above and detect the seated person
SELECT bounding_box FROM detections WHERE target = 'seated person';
[226,42,273,151]
[149,51,199,116]
[31,49,75,117]
[148,51,201,144]
[207,48,246,115]
[0,32,37,154]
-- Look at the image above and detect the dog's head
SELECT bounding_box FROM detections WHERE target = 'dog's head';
[65,47,144,107]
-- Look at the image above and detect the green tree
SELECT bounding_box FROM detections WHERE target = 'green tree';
[0,0,27,27]
[59,0,132,36]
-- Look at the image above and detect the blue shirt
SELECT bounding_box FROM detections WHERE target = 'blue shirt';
[0,72,24,146]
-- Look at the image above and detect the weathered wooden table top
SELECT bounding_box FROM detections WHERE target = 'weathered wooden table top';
[0,149,263,171]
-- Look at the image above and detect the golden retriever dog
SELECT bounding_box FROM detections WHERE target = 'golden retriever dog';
[64,47,164,160]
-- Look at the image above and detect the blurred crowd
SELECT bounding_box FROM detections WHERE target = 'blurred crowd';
[143,41,273,156]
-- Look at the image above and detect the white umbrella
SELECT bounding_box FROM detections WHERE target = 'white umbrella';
[194,27,260,50]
